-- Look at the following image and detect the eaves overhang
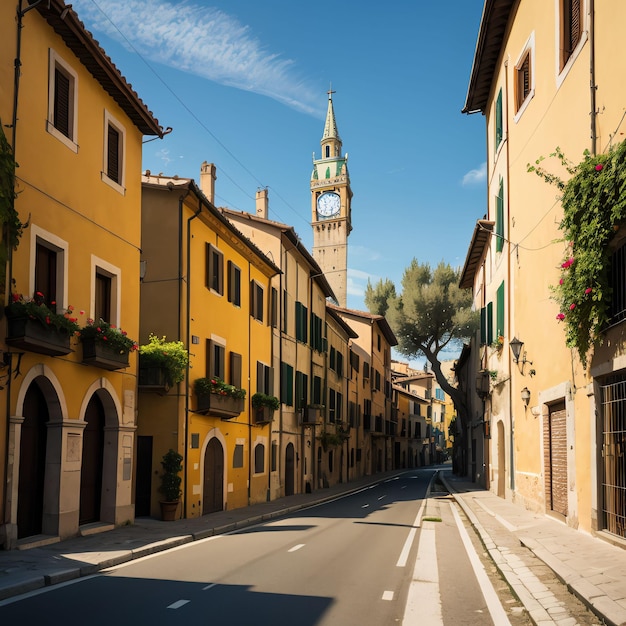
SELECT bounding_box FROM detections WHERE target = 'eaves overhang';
[35,0,163,136]
[459,220,494,289]
[462,0,516,115]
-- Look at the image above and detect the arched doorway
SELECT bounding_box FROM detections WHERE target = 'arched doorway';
[80,394,105,524]
[203,438,224,514]
[285,443,295,496]
[497,420,506,498]
[17,382,49,539]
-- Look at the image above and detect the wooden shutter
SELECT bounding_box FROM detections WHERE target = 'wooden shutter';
[107,124,120,182]
[35,243,57,306]
[486,302,494,346]
[230,352,242,388]
[517,53,530,110]
[54,68,71,138]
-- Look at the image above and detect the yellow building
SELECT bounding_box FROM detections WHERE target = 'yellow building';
[139,173,279,519]
[330,306,397,474]
[461,0,626,538]
[221,190,340,497]
[0,1,162,548]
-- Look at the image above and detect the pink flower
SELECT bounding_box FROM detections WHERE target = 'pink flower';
[556,313,565,320]
[559,278,564,285]
[36,291,44,297]
[102,336,108,341]
[595,164,603,171]
[569,303,576,311]
[561,258,574,269]
[79,310,85,315]
[585,287,593,295]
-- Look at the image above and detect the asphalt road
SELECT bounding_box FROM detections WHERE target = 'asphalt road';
[0,468,525,625]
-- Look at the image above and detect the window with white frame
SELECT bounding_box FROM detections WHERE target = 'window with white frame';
[556,0,587,84]
[91,256,120,326]
[47,49,78,152]
[31,226,68,310]
[102,110,126,193]
[514,33,535,121]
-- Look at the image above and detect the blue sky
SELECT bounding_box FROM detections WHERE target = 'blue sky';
[72,0,486,354]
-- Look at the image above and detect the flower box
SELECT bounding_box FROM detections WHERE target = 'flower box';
[196,392,244,418]
[5,315,71,356]
[303,405,324,424]
[138,366,171,394]
[254,406,274,424]
[81,337,130,371]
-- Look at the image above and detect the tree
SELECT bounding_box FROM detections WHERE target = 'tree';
[365,259,479,474]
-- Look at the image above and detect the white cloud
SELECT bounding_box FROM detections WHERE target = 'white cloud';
[72,0,319,115]
[462,162,487,186]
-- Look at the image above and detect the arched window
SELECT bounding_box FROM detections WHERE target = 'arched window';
[254,443,265,473]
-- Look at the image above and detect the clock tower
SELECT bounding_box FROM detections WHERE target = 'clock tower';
[311,90,352,307]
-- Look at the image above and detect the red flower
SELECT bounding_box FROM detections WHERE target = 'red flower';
[11,293,19,302]
[51,301,56,306]
[36,291,44,297]
[556,313,565,320]
[45,316,50,324]
[559,278,564,285]
[102,336,108,341]
[569,303,576,311]
[585,287,593,295]
[595,164,603,171]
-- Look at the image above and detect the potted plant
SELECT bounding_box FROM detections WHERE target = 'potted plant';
[251,392,279,424]
[138,334,189,393]
[158,448,183,521]
[319,430,344,451]
[304,404,325,424]
[5,291,81,356]
[78,318,138,370]
[194,377,246,418]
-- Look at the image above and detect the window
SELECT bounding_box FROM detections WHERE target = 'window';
[271,441,278,472]
[330,346,336,371]
[280,362,294,406]
[517,53,530,109]
[102,111,126,193]
[256,361,273,395]
[310,313,323,352]
[374,370,381,391]
[336,352,343,378]
[250,281,264,322]
[230,352,242,388]
[206,244,224,295]
[207,339,225,380]
[487,302,494,346]
[363,362,370,380]
[295,370,308,410]
[35,242,58,307]
[336,393,343,421]
[254,443,265,474]
[282,290,289,333]
[495,89,503,150]
[227,261,241,306]
[377,334,381,351]
[329,389,336,422]
[91,256,120,326]
[271,287,278,328]
[313,376,322,405]
[350,350,360,373]
[295,301,308,343]
[561,0,582,70]
[496,281,505,340]
[233,444,244,468]
[496,178,504,253]
[47,50,78,151]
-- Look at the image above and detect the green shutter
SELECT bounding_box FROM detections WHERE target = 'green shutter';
[281,362,293,406]
[480,307,486,345]
[487,302,493,346]
[495,89,503,148]
[496,281,505,339]
[496,179,504,253]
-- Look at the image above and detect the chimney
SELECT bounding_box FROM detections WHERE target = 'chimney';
[256,188,268,219]
[200,161,217,204]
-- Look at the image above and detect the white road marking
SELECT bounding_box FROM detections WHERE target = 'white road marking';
[288,544,305,552]
[449,502,511,626]
[378,495,386,501]
[202,583,217,591]
[402,522,442,625]
[384,477,399,483]
[396,476,432,568]
[382,590,394,601]
[362,504,370,508]
[401,485,407,489]
[167,600,190,609]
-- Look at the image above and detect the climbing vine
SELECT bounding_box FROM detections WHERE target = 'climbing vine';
[0,121,22,295]
[528,140,626,367]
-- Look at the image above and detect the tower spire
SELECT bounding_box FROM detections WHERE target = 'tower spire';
[322,86,341,143]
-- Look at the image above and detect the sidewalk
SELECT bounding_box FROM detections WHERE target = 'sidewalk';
[2,469,626,626]
[443,471,626,626]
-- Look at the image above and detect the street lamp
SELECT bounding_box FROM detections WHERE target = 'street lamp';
[509,337,524,363]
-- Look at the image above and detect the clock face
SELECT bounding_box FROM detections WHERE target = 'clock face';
[317,192,341,217]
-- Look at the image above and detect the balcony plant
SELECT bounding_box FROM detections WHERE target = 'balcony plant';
[5,292,81,356]
[251,392,279,424]
[78,318,137,370]
[194,377,246,418]
[158,448,183,521]
[138,334,189,391]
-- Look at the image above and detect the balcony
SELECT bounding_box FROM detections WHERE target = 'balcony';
[195,392,244,419]
[5,315,71,357]
[81,337,129,371]
[303,404,324,425]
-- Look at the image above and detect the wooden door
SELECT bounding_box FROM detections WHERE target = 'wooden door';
[544,401,568,517]
[135,436,153,517]
[80,395,105,524]
[285,443,295,496]
[17,383,49,539]
[203,438,224,515]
